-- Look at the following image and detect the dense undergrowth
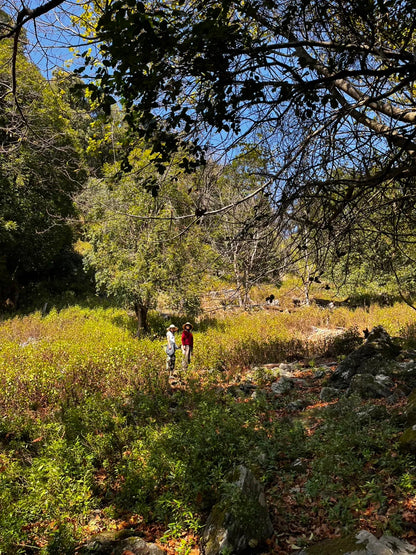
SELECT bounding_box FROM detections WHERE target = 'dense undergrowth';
[0,304,415,554]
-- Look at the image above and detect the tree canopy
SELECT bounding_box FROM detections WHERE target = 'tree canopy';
[83,0,416,300]
[78,142,215,332]
[0,0,416,309]
[0,33,87,307]
[87,0,416,224]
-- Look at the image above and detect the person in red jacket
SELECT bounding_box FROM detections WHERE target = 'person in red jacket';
[181,322,194,371]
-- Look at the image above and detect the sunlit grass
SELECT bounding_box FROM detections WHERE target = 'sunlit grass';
[0,302,415,552]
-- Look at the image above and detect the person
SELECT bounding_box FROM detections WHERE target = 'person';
[166,324,180,375]
[181,322,194,371]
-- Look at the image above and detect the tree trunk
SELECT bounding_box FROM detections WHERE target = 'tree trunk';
[134,302,149,337]
[233,248,244,307]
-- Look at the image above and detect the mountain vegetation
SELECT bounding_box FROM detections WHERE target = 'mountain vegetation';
[0,0,416,553]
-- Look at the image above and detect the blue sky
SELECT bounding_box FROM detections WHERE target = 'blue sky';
[8,0,90,78]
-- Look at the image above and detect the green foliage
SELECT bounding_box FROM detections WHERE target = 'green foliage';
[0,41,88,310]
[78,148,214,332]
[74,0,416,312]
[0,304,415,550]
[199,152,284,307]
[300,395,414,530]
[400,322,416,349]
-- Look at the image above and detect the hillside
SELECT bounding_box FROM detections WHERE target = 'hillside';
[0,303,415,554]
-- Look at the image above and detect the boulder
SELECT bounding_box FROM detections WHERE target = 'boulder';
[79,531,165,554]
[271,377,294,395]
[395,361,416,392]
[399,425,416,454]
[329,326,401,390]
[299,529,416,554]
[347,374,393,399]
[201,465,273,555]
[320,386,341,402]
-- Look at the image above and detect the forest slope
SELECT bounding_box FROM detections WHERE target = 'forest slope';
[0,303,415,554]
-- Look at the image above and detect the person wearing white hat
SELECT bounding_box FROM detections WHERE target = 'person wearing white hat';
[181,322,194,371]
[166,324,179,374]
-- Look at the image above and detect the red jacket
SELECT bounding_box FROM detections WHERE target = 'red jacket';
[181,330,193,347]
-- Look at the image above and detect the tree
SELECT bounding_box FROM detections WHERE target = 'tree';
[2,0,416,304]
[0,36,87,308]
[78,145,213,334]
[86,0,416,259]
[322,182,416,307]
[199,149,284,307]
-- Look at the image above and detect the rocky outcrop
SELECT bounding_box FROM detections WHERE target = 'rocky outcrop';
[78,531,165,554]
[271,376,295,395]
[201,465,273,555]
[299,529,416,554]
[328,326,401,390]
[347,373,394,399]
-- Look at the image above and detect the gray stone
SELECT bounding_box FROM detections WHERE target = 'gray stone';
[299,530,416,554]
[279,362,298,372]
[329,326,401,389]
[114,538,165,555]
[397,361,416,372]
[375,374,394,388]
[79,531,165,554]
[201,465,273,555]
[271,377,294,395]
[395,362,416,390]
[347,373,392,399]
[320,386,341,402]
[355,404,389,423]
[239,382,257,394]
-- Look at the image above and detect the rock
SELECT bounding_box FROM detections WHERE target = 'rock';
[399,425,416,454]
[114,538,165,555]
[320,386,341,402]
[329,326,401,389]
[79,531,165,554]
[286,399,308,412]
[347,374,392,399]
[299,529,416,554]
[312,369,328,380]
[398,350,416,361]
[279,362,298,373]
[271,377,294,395]
[239,382,257,394]
[405,389,416,426]
[292,458,308,472]
[397,361,416,372]
[201,465,273,555]
[395,362,416,391]
[375,374,394,388]
[355,404,389,423]
[387,388,407,405]
[227,386,246,398]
